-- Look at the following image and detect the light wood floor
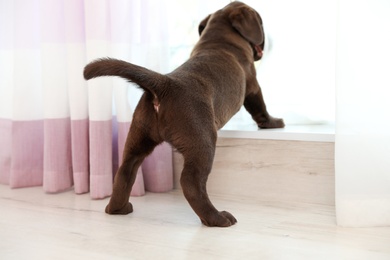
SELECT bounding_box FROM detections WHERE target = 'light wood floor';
[1,185,390,260]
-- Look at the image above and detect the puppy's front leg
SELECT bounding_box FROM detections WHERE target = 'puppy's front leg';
[244,82,285,129]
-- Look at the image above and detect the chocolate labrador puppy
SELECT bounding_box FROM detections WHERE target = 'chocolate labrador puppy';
[84,1,284,227]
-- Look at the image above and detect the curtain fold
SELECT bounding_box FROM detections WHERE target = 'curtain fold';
[0,0,174,199]
[64,0,90,194]
[335,0,390,227]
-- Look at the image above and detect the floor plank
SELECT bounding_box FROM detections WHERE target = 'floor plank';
[1,185,389,259]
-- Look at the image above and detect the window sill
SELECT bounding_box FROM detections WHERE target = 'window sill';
[218,122,335,142]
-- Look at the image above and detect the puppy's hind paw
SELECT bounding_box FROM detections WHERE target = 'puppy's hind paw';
[105,202,133,215]
[201,211,237,227]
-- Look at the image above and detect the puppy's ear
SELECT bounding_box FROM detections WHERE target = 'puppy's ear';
[198,15,211,35]
[229,7,264,45]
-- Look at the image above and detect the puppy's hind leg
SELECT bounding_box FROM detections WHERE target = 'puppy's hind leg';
[105,96,161,215]
[179,133,237,227]
[105,124,160,215]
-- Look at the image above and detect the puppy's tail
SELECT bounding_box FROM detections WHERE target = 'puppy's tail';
[83,58,168,98]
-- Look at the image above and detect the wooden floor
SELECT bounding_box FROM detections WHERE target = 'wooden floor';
[1,184,390,260]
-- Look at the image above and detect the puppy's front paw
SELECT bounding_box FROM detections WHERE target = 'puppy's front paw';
[201,211,237,227]
[105,202,133,215]
[258,116,285,129]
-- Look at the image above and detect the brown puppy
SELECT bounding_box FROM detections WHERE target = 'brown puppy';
[84,1,284,227]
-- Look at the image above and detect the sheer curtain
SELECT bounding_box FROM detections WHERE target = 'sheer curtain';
[226,0,336,126]
[335,0,390,227]
[0,0,173,199]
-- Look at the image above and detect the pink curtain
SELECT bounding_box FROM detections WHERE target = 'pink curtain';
[0,0,173,199]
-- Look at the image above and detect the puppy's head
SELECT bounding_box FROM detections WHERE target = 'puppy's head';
[199,1,265,61]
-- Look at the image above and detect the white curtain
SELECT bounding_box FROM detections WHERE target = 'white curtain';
[336,0,390,227]
[165,0,337,126]
[227,0,337,126]
[0,0,173,199]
